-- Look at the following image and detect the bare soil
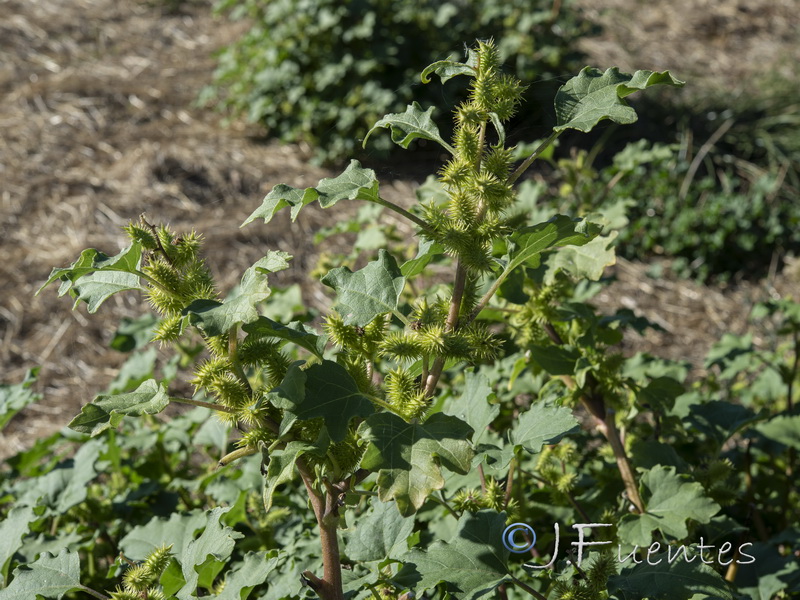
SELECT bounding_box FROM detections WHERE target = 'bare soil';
[1,0,797,460]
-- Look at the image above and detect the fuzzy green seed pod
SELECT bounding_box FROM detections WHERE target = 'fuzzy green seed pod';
[208,373,250,410]
[380,331,423,362]
[122,565,151,591]
[455,101,486,127]
[190,357,231,390]
[324,313,361,349]
[483,145,514,180]
[142,544,173,580]
[452,488,483,512]
[449,189,478,226]
[454,124,481,164]
[109,588,142,600]
[123,223,158,250]
[152,314,186,343]
[439,158,472,189]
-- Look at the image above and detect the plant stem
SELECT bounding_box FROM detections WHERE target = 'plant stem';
[424,259,468,397]
[374,196,434,234]
[296,458,344,600]
[169,396,236,413]
[510,574,547,600]
[79,586,110,600]
[541,321,645,513]
[503,458,516,508]
[507,132,560,186]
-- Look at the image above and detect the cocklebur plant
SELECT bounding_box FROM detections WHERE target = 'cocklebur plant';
[22,39,755,600]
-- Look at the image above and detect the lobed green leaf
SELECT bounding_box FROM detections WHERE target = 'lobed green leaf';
[363,102,455,153]
[554,67,685,133]
[242,160,381,226]
[68,379,170,436]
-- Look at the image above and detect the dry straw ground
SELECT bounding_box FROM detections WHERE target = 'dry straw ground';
[1,0,797,459]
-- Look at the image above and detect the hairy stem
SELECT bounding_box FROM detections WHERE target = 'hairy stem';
[424,260,468,397]
[374,196,434,234]
[507,132,560,186]
[510,574,547,600]
[297,458,344,600]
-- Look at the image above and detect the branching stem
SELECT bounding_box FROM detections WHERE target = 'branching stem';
[374,196,434,234]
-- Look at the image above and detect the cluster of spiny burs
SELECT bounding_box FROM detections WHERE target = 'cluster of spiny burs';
[124,218,363,476]
[109,545,172,600]
[325,40,524,421]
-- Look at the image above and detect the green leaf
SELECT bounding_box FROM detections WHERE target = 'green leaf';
[395,510,511,599]
[184,252,290,336]
[508,402,578,453]
[401,238,445,277]
[0,367,41,431]
[443,371,498,445]
[269,361,374,443]
[608,553,734,600]
[120,510,210,561]
[16,439,103,514]
[618,465,720,546]
[321,249,405,327]
[176,507,243,599]
[67,379,170,436]
[755,414,800,450]
[343,497,415,562]
[544,231,618,283]
[637,377,685,411]
[215,551,279,600]
[554,67,685,133]
[242,316,326,359]
[262,441,315,512]
[0,505,37,586]
[420,58,475,84]
[685,400,762,446]
[242,160,381,226]
[507,215,601,276]
[37,243,143,313]
[358,412,474,516]
[528,344,580,376]
[363,102,455,153]
[0,550,84,600]
[38,242,142,295]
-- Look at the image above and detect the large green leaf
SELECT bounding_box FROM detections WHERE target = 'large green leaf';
[506,215,601,277]
[343,497,415,562]
[120,510,210,561]
[37,243,143,313]
[268,361,374,443]
[321,249,405,327]
[262,441,315,512]
[0,550,85,600]
[215,551,279,600]
[358,412,474,516]
[184,252,291,336]
[554,67,685,133]
[395,510,511,599]
[242,316,326,359]
[363,102,454,153]
[0,505,37,586]
[508,401,578,453]
[16,439,103,514]
[68,379,170,436]
[617,465,720,546]
[608,553,734,600]
[443,371,498,445]
[420,57,475,84]
[242,160,381,226]
[543,231,618,283]
[0,367,41,431]
[175,507,243,599]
